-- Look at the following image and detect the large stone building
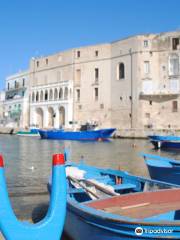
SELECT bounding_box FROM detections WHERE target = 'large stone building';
[3,31,180,130]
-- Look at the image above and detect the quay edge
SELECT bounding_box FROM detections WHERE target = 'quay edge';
[113,129,180,139]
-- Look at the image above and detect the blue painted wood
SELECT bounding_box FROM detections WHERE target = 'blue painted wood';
[0,154,66,240]
[148,135,180,149]
[144,153,180,185]
[113,183,136,191]
[48,161,180,239]
[38,128,116,141]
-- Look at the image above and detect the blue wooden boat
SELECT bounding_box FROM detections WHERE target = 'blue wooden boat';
[38,128,116,141]
[144,153,180,185]
[48,160,180,239]
[16,128,40,137]
[148,135,180,149]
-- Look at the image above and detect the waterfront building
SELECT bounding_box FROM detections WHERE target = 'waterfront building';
[73,31,180,129]
[4,71,30,128]
[5,30,180,130]
[0,91,5,126]
[29,53,73,128]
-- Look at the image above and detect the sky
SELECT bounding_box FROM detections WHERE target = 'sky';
[0,0,180,90]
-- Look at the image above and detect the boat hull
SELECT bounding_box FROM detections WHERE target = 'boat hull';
[38,128,116,141]
[150,140,180,149]
[149,135,180,149]
[16,132,39,137]
[65,201,180,240]
[144,155,180,185]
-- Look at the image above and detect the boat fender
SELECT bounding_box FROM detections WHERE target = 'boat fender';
[0,154,66,240]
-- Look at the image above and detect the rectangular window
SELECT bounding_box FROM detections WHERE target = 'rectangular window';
[7,83,10,90]
[144,40,148,47]
[170,79,179,93]
[75,69,81,85]
[14,81,19,88]
[36,61,39,67]
[57,71,61,82]
[172,38,180,50]
[22,78,25,87]
[46,58,48,65]
[95,50,99,57]
[145,113,150,118]
[169,57,179,76]
[100,103,104,109]
[94,88,98,101]
[95,68,99,82]
[76,89,80,102]
[77,51,80,58]
[172,101,178,112]
[144,61,150,74]
[142,80,153,94]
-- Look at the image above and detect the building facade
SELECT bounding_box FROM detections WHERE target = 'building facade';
[0,91,5,126]
[4,71,29,128]
[29,51,74,129]
[4,31,180,130]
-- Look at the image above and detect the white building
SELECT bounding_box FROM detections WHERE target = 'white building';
[0,91,5,126]
[29,52,74,129]
[30,81,73,128]
[4,71,29,128]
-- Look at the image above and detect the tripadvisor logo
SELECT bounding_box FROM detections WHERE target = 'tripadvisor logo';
[135,227,143,236]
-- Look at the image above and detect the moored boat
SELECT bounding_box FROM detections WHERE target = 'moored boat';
[16,128,40,137]
[48,160,180,239]
[148,135,180,149]
[38,128,116,141]
[144,153,180,185]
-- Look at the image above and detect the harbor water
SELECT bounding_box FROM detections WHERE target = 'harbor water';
[1,134,180,239]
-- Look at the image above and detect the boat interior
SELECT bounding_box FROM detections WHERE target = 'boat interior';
[86,189,180,221]
[67,164,180,221]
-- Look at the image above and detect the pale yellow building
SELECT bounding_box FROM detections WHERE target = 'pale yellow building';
[5,31,180,130]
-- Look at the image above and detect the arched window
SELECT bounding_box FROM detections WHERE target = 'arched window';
[54,88,58,100]
[36,92,39,102]
[49,89,53,100]
[59,88,63,99]
[117,63,125,80]
[32,92,35,102]
[45,90,48,101]
[40,91,43,101]
[64,87,68,100]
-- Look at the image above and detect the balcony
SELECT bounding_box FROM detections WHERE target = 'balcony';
[140,80,180,97]
[6,83,26,92]
[140,89,180,96]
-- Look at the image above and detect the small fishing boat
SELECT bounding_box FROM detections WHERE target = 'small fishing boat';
[48,161,180,239]
[148,135,180,149]
[144,153,180,185]
[16,128,40,137]
[38,128,116,141]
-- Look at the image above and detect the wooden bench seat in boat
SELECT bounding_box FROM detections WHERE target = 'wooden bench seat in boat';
[113,183,136,191]
[68,188,85,194]
[86,188,180,220]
